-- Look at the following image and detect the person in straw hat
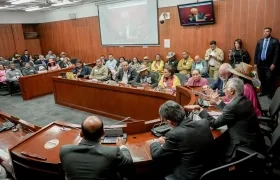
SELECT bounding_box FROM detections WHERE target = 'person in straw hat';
[132,65,159,88]
[141,56,151,71]
[165,52,178,73]
[229,62,262,116]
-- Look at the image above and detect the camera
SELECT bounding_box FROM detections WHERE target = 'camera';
[159,14,165,24]
[159,12,170,25]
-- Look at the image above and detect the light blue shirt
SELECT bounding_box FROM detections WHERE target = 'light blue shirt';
[194,63,203,72]
[261,37,271,60]
[105,59,117,71]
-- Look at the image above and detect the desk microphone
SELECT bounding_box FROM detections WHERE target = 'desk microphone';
[105,117,130,129]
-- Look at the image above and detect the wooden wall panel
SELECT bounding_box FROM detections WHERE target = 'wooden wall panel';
[25,39,42,55]
[0,25,16,58]
[11,24,26,54]
[38,0,280,64]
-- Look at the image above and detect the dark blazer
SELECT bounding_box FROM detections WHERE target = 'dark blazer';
[60,139,133,180]
[150,118,214,180]
[132,71,159,88]
[199,95,265,161]
[72,66,91,78]
[166,59,179,73]
[115,67,138,84]
[210,74,233,96]
[21,54,30,62]
[254,37,279,66]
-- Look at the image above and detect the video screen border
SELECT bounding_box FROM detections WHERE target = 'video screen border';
[177,0,216,27]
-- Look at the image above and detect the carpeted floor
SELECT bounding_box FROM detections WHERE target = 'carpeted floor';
[0,93,271,127]
[0,93,118,127]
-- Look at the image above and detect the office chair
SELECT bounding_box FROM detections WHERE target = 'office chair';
[258,87,280,131]
[200,152,258,180]
[175,73,188,85]
[11,151,64,180]
[7,81,21,96]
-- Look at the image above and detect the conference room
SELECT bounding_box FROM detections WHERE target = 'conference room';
[0,0,280,180]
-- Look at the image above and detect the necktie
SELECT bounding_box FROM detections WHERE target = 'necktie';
[261,39,268,61]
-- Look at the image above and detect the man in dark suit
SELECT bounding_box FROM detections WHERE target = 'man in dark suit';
[254,27,279,99]
[115,61,138,84]
[186,78,265,163]
[59,116,133,180]
[150,100,214,180]
[21,50,30,62]
[210,63,233,96]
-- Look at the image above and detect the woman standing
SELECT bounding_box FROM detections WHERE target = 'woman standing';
[229,39,251,68]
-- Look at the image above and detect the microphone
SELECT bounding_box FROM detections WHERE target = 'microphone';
[105,117,131,129]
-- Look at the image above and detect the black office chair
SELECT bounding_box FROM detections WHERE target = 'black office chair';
[238,124,280,178]
[258,87,280,131]
[10,151,64,180]
[7,81,21,96]
[200,153,258,180]
[175,73,188,85]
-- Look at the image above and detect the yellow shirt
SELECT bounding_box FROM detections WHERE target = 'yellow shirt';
[177,57,193,75]
[151,60,164,74]
[158,75,181,89]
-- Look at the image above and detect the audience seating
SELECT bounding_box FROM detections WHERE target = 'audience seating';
[7,81,21,96]
[34,64,47,71]
[258,87,280,131]
[175,73,187,85]
[0,82,9,96]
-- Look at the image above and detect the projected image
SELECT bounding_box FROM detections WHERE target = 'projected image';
[98,0,159,46]
[178,1,215,26]
[110,8,148,41]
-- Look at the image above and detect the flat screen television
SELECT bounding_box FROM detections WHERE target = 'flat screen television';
[177,1,215,26]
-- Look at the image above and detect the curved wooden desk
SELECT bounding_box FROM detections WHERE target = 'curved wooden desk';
[52,77,197,121]
[19,63,94,100]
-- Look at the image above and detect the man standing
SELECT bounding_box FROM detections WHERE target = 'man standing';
[254,27,279,99]
[150,101,214,180]
[205,40,224,79]
[60,116,133,180]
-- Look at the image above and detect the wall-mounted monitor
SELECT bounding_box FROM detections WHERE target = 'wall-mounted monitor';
[177,1,215,27]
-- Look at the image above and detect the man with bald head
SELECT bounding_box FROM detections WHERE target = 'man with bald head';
[191,55,208,77]
[59,116,133,180]
[210,63,233,96]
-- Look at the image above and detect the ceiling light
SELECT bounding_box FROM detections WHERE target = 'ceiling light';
[51,0,80,6]
[11,0,34,5]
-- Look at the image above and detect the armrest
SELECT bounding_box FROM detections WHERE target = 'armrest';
[261,109,269,116]
[258,116,273,122]
[259,124,273,133]
[236,146,266,161]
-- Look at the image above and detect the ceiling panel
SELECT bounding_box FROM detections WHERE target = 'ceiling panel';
[0,0,129,12]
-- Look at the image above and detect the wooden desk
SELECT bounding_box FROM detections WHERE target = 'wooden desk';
[19,63,94,100]
[52,77,197,121]
[0,111,40,152]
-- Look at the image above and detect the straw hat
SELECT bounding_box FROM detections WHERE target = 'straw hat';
[229,62,254,81]
[143,56,149,60]
[137,65,148,73]
[166,52,175,59]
